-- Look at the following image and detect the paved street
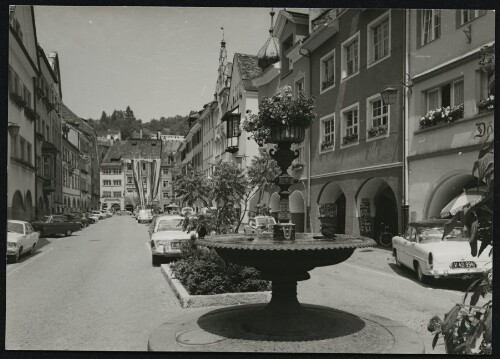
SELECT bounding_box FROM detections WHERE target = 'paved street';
[6,215,481,353]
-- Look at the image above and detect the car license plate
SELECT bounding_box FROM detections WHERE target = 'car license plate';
[171,242,180,249]
[451,261,476,269]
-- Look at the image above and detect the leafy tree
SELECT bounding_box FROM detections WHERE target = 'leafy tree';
[428,122,493,354]
[172,163,211,208]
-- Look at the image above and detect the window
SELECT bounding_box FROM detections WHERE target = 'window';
[113,191,122,198]
[113,168,121,174]
[425,79,464,111]
[367,95,390,139]
[26,142,32,164]
[113,180,121,186]
[341,104,359,146]
[142,163,146,170]
[23,85,31,108]
[142,177,146,184]
[368,11,390,66]
[341,33,359,80]
[320,49,335,92]
[421,10,441,46]
[20,137,25,161]
[162,168,168,175]
[126,163,132,170]
[162,192,170,199]
[320,114,335,152]
[162,180,169,187]
[127,176,133,184]
[103,180,111,186]
[102,191,111,198]
[459,10,486,25]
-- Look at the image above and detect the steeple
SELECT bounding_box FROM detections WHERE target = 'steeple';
[257,8,280,70]
[216,26,230,95]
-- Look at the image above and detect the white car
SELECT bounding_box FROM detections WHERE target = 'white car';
[91,210,106,220]
[181,207,194,216]
[138,209,153,224]
[150,215,195,266]
[392,219,492,283]
[7,220,39,263]
[87,213,100,222]
[244,216,276,234]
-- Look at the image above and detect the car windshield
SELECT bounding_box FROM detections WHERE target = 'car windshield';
[157,219,183,231]
[418,227,466,243]
[7,222,24,234]
[256,218,275,227]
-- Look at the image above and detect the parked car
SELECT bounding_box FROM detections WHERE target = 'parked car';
[67,212,89,227]
[150,215,195,266]
[86,212,100,223]
[392,219,492,283]
[181,207,194,216]
[7,220,39,263]
[105,210,113,218]
[243,216,276,234]
[91,210,106,220]
[138,209,153,224]
[31,215,82,237]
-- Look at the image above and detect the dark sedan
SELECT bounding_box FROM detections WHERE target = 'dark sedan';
[31,215,82,237]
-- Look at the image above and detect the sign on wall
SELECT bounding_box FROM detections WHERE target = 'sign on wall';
[359,198,372,235]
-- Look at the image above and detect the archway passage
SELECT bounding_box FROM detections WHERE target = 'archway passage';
[318,182,346,234]
[426,174,481,219]
[356,178,398,242]
[25,191,33,222]
[11,191,25,220]
[289,190,305,233]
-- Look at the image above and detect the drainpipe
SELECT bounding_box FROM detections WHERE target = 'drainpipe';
[300,46,312,232]
[402,9,410,232]
[33,76,37,221]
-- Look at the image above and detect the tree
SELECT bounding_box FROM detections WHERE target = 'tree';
[172,164,211,208]
[427,122,493,354]
[234,150,281,232]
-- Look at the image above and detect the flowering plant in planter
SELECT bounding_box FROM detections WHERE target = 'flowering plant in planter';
[320,140,334,151]
[420,104,464,129]
[477,95,494,113]
[242,86,316,146]
[24,107,38,121]
[367,124,388,138]
[9,92,26,109]
[342,133,358,145]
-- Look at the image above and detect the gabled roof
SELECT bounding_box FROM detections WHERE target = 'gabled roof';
[114,139,163,161]
[233,53,262,91]
[60,103,96,138]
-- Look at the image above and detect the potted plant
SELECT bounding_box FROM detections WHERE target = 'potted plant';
[342,133,358,145]
[318,203,337,238]
[367,124,388,138]
[24,107,38,121]
[242,86,316,146]
[477,95,495,113]
[320,140,334,151]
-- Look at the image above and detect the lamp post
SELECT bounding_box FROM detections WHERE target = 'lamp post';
[380,74,413,233]
[8,122,20,137]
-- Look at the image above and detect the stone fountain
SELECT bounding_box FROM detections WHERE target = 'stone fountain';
[148,125,424,353]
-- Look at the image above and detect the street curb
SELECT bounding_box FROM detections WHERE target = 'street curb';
[160,264,271,308]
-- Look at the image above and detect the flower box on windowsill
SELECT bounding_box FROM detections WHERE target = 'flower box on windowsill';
[367,124,388,138]
[419,104,464,129]
[24,107,39,121]
[320,141,334,152]
[477,95,494,113]
[9,92,26,109]
[342,133,359,145]
[46,102,55,113]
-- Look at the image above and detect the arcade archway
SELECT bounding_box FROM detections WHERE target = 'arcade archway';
[317,182,346,234]
[37,197,44,220]
[25,191,33,221]
[269,192,280,222]
[11,191,25,220]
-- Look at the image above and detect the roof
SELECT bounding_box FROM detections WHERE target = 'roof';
[234,53,262,91]
[102,139,162,162]
[60,103,96,138]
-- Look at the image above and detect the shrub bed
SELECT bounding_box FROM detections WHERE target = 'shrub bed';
[169,241,271,295]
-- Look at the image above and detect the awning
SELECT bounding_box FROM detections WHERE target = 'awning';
[440,187,488,218]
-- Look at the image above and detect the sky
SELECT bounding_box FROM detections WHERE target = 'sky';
[34,6,305,122]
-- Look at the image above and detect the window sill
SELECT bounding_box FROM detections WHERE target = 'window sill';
[319,147,334,154]
[320,83,335,95]
[366,53,390,69]
[340,141,359,149]
[414,111,492,135]
[417,36,440,49]
[366,132,389,142]
[341,71,359,83]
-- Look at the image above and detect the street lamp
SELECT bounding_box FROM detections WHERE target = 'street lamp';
[8,122,20,137]
[380,87,399,106]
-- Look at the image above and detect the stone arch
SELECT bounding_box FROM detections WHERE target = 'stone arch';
[269,192,280,222]
[290,190,305,232]
[77,198,81,210]
[11,191,25,220]
[37,197,45,220]
[317,182,346,234]
[355,178,398,241]
[424,171,480,219]
[25,190,33,221]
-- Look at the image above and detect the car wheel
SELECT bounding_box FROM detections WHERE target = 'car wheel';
[394,249,403,267]
[14,247,22,263]
[416,263,427,283]
[65,229,72,237]
[152,255,162,267]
